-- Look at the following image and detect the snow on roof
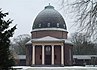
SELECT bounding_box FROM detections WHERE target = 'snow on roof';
[26,40,32,44]
[73,55,97,59]
[31,28,68,32]
[64,39,73,45]
[31,36,63,42]
[16,55,97,60]
[15,55,26,59]
[31,36,73,45]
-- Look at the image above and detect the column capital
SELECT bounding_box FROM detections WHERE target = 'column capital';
[51,45,54,47]
[32,45,35,47]
[42,45,45,47]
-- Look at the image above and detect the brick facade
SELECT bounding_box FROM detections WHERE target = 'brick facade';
[64,44,73,65]
[26,44,32,66]
[35,45,42,65]
[54,45,61,65]
[31,30,68,39]
[26,43,73,66]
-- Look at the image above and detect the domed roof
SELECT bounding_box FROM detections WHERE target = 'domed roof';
[32,4,67,30]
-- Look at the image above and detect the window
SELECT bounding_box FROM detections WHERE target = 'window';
[46,46,51,52]
[33,25,35,28]
[45,46,51,55]
[39,24,41,27]
[48,23,50,27]
[57,23,59,27]
[64,24,65,28]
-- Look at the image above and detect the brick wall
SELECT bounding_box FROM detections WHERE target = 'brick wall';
[31,30,68,39]
[35,45,42,65]
[64,44,73,65]
[54,45,61,65]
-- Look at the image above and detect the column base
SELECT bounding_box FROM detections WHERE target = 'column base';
[31,64,65,67]
[61,64,64,67]
[31,64,35,67]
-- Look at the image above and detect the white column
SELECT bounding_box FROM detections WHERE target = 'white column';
[61,45,64,65]
[32,45,35,65]
[52,45,54,65]
[42,45,44,65]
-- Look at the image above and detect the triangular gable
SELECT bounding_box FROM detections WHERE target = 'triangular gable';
[32,36,62,42]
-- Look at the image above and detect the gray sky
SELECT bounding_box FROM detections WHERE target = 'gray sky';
[0,0,77,37]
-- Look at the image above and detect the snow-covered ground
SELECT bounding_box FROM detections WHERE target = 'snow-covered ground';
[12,66,97,70]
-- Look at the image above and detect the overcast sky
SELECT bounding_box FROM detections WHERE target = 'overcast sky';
[0,0,77,38]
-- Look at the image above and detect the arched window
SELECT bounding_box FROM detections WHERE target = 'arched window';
[46,46,51,52]
[39,24,41,27]
[64,24,65,28]
[48,23,50,27]
[57,23,59,27]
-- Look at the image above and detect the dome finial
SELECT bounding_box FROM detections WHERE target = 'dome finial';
[45,3,54,9]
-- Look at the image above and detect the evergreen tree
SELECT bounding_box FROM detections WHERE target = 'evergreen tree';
[0,9,16,70]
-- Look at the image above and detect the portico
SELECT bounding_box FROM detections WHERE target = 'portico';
[32,36,64,66]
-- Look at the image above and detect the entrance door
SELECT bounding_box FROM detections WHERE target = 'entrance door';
[45,45,51,65]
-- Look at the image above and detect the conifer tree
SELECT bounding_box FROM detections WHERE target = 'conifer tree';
[0,9,16,70]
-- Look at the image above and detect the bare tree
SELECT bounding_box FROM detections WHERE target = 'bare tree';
[11,34,31,55]
[61,0,97,41]
[71,32,97,55]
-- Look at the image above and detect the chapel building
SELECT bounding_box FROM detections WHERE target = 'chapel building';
[26,4,73,66]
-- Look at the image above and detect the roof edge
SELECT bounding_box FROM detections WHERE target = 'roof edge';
[31,28,68,32]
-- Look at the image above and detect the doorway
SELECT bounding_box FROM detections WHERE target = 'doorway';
[45,45,52,65]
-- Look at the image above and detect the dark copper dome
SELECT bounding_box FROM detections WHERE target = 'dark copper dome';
[32,5,67,30]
